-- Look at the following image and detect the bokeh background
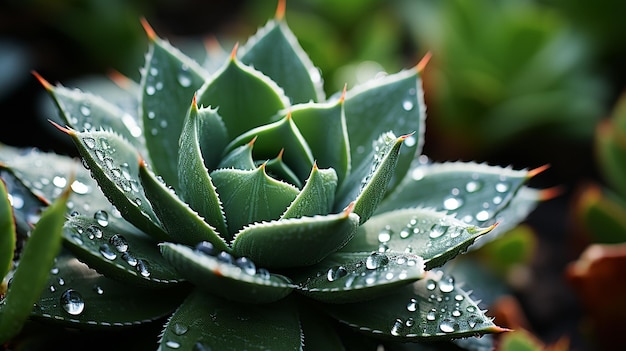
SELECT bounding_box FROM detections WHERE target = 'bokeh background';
[2,0,626,350]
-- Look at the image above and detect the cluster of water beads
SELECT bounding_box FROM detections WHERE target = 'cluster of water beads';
[360,132,396,191]
[194,241,270,280]
[70,209,150,278]
[324,251,422,290]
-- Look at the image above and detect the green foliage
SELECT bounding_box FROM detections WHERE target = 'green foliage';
[0,2,546,349]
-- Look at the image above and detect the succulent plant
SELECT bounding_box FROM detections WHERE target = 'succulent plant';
[0,1,548,349]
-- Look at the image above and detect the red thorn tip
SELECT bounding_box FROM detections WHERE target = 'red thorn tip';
[203,36,222,55]
[32,71,52,90]
[340,83,347,103]
[400,131,416,140]
[248,136,258,146]
[230,42,239,60]
[275,0,286,20]
[107,70,132,90]
[286,110,292,120]
[416,51,432,73]
[48,119,72,134]
[343,201,356,215]
[312,160,318,169]
[277,148,285,159]
[527,164,550,178]
[539,186,565,201]
[192,92,198,107]
[140,17,157,41]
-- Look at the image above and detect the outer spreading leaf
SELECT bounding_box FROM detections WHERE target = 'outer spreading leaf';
[343,68,425,191]
[232,208,360,268]
[36,74,146,154]
[30,251,187,328]
[59,127,168,240]
[160,242,293,303]
[140,21,208,190]
[341,208,496,269]
[63,215,182,288]
[0,178,15,282]
[0,181,68,343]
[240,17,325,103]
[196,52,290,140]
[158,289,303,351]
[325,270,507,342]
[295,251,425,303]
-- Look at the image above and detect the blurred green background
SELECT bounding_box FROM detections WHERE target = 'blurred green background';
[2,0,625,349]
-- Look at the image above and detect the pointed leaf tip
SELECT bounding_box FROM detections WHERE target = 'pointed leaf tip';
[31,71,52,91]
[343,201,355,215]
[340,83,347,103]
[416,51,432,73]
[539,186,565,201]
[48,119,73,135]
[528,164,550,178]
[107,69,133,90]
[275,0,286,20]
[230,42,240,60]
[248,135,258,146]
[140,17,157,41]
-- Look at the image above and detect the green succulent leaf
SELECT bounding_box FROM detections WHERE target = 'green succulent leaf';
[160,242,293,304]
[281,165,337,219]
[60,127,168,240]
[176,100,229,236]
[226,113,315,182]
[341,208,496,270]
[343,68,425,191]
[30,251,187,328]
[37,74,146,154]
[141,21,208,190]
[210,165,299,239]
[218,137,257,170]
[299,305,346,351]
[158,289,303,351]
[196,51,290,140]
[138,160,229,250]
[291,98,350,185]
[295,251,425,304]
[0,143,113,216]
[232,207,360,268]
[265,150,303,188]
[0,181,68,343]
[63,215,182,288]
[325,270,507,342]
[337,132,407,224]
[240,16,325,104]
[377,160,541,243]
[576,185,626,243]
[0,178,15,282]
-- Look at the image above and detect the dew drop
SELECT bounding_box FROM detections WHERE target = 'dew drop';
[452,310,462,317]
[52,176,67,188]
[465,180,482,193]
[426,279,437,291]
[146,85,156,95]
[87,225,103,239]
[391,318,404,336]
[136,259,151,277]
[468,316,483,328]
[439,276,455,293]
[99,243,117,260]
[83,137,96,149]
[173,323,189,335]
[327,266,348,282]
[406,298,418,312]
[466,306,476,313]
[94,210,109,227]
[165,340,181,349]
[475,210,490,222]
[365,252,389,269]
[405,317,415,327]
[60,289,85,315]
[235,257,256,275]
[216,251,234,264]
[378,226,392,243]
[177,70,192,88]
[93,285,104,295]
[256,268,270,280]
[109,234,129,253]
[429,224,448,239]
[454,294,464,301]
[495,182,510,193]
[122,252,138,266]
[79,105,91,116]
[443,195,463,211]
[439,319,457,333]
[426,309,436,321]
